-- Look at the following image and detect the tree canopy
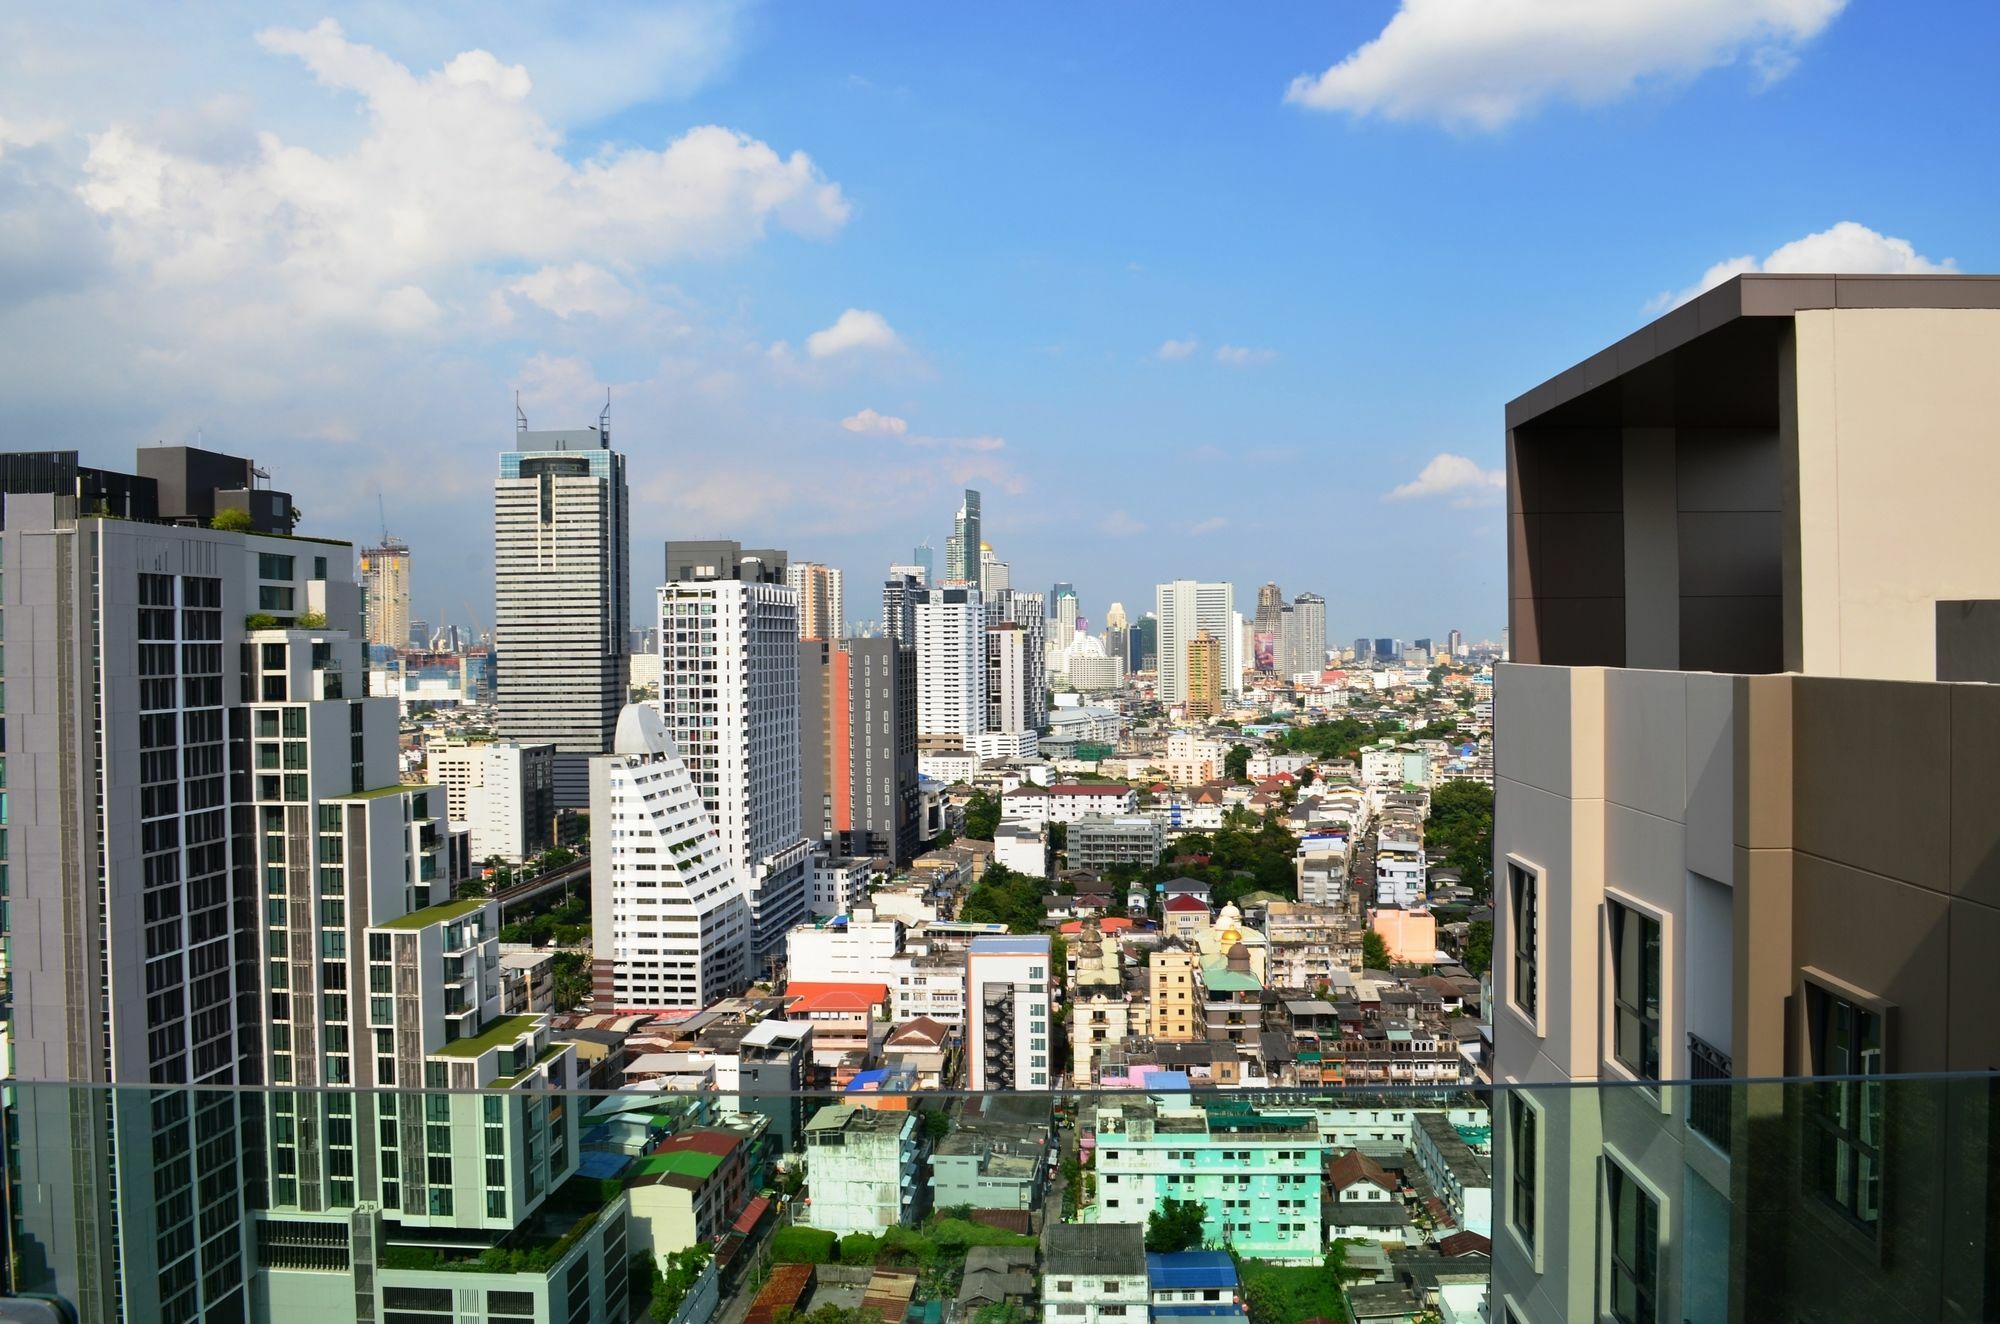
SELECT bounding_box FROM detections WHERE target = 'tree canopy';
[1223,744,1252,782]
[957,863,1044,934]
[1427,780,1495,897]
[1145,1197,1207,1253]
[962,791,1001,842]
[1361,928,1392,971]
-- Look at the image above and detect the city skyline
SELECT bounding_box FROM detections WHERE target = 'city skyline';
[8,4,1990,638]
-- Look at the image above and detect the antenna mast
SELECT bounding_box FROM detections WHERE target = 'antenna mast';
[598,387,611,444]
[515,390,528,433]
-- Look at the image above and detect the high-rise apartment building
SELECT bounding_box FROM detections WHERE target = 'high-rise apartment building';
[786,560,845,641]
[914,585,987,747]
[590,705,752,1011]
[1132,613,1158,672]
[358,534,411,651]
[1254,581,1284,671]
[1448,628,1464,658]
[3,449,613,1323]
[985,588,1049,731]
[1493,275,2000,1324]
[1050,588,1080,653]
[881,569,922,647]
[657,543,810,969]
[1184,630,1222,719]
[804,636,922,864]
[986,622,1031,735]
[1155,580,1237,707]
[978,544,1009,594]
[943,489,982,585]
[911,539,934,585]
[1282,591,1326,679]
[967,936,1052,1091]
[495,427,630,807]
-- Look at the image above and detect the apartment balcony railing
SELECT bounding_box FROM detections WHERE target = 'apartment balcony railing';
[1686,1032,1732,1155]
[6,1072,1997,1322]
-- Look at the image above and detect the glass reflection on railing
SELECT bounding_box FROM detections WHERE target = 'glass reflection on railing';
[1,1075,1995,1324]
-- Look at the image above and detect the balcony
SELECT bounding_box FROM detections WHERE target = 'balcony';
[1686,1033,1732,1155]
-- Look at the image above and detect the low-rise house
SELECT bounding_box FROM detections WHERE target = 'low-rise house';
[801,1105,924,1234]
[993,819,1050,877]
[781,981,890,1073]
[1413,1113,1491,1237]
[957,1246,1038,1318]
[624,1127,754,1260]
[1043,1223,1148,1324]
[1146,1250,1246,1320]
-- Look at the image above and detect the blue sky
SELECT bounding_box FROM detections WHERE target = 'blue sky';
[3,1,1994,642]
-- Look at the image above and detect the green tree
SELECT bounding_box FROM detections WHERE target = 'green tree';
[1242,1280,1287,1324]
[296,610,328,628]
[1427,779,1495,897]
[1464,919,1493,976]
[962,791,1001,841]
[958,863,1046,934]
[210,508,254,532]
[650,1243,713,1321]
[1145,1197,1207,1253]
[1048,822,1067,853]
[923,1109,951,1143]
[1223,744,1252,782]
[1361,928,1392,971]
[550,950,591,1012]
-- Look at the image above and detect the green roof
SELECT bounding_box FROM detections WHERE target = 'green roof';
[342,783,421,801]
[433,1014,539,1059]
[377,895,486,930]
[636,1150,725,1181]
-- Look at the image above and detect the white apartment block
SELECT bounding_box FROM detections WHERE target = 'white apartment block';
[967,936,1053,1090]
[657,579,810,964]
[886,951,969,1024]
[916,586,988,741]
[785,908,905,983]
[1374,830,1426,908]
[590,705,752,1011]
[971,730,1039,760]
[986,622,1031,734]
[1155,579,1239,707]
[998,782,1136,826]
[427,738,556,864]
[1165,731,1229,784]
[808,851,870,918]
[495,434,630,807]
[992,821,1049,878]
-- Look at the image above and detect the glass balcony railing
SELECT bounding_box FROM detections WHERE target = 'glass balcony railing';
[0,1073,1995,1324]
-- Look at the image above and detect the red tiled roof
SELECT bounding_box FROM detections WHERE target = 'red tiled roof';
[1328,1149,1395,1193]
[661,1129,740,1159]
[1060,917,1135,934]
[783,981,889,1013]
[733,1194,772,1235]
[1438,1230,1491,1258]
[887,1016,950,1048]
[1164,895,1210,913]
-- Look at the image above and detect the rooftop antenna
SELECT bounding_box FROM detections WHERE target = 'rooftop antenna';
[598,387,611,444]
[515,390,528,434]
[377,491,390,544]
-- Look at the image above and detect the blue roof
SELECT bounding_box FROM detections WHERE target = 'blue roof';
[1147,1251,1239,1290]
[1145,1071,1191,1090]
[1151,1309,1247,1320]
[847,1069,890,1090]
[574,1150,632,1181]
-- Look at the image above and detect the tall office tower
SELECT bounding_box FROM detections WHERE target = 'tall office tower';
[591,705,752,1010]
[914,585,987,747]
[986,623,1031,734]
[1184,630,1223,719]
[1287,592,1327,679]
[1413,636,1433,657]
[1353,636,1372,662]
[967,936,1053,1090]
[911,539,934,585]
[985,589,1049,731]
[1254,581,1285,671]
[1492,276,2000,1323]
[657,541,810,969]
[1049,588,1081,653]
[495,424,629,807]
[786,560,846,641]
[1154,580,1237,707]
[1447,628,1464,658]
[829,638,921,863]
[943,488,982,585]
[1133,613,1158,671]
[1372,636,1395,663]
[978,544,1010,594]
[882,569,923,647]
[2,447,611,1323]
[1048,582,1076,615]
[1104,601,1129,631]
[358,534,411,650]
[1102,601,1130,683]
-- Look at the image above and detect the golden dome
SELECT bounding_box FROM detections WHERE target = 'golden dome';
[1220,929,1241,946]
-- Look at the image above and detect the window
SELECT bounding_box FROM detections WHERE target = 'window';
[1608,900,1661,1079]
[1605,1157,1658,1324]
[1509,1092,1537,1255]
[1508,862,1538,1023]
[259,553,295,581]
[1806,985,1883,1231]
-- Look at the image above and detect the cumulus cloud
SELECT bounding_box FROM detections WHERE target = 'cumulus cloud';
[1102,510,1147,537]
[841,407,908,435]
[1386,453,1505,506]
[506,263,639,320]
[1189,516,1229,536]
[74,20,849,335]
[1155,337,1199,361]
[1286,0,1848,130]
[1215,344,1276,366]
[1646,221,1957,312]
[806,308,905,359]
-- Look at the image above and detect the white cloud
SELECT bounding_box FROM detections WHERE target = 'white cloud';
[1646,221,1958,311]
[841,407,908,435]
[1155,337,1199,361]
[1102,510,1147,537]
[0,116,63,158]
[1189,516,1228,536]
[1286,0,1848,130]
[74,19,849,335]
[806,308,905,359]
[506,263,638,320]
[1215,344,1276,366]
[1386,453,1504,506]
